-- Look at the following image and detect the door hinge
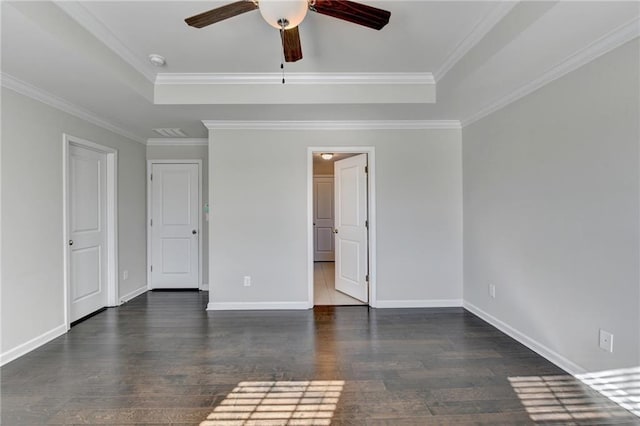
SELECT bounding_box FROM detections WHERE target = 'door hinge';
[150,173,153,181]
[150,265,153,272]
[365,274,369,282]
[365,220,368,229]
[150,219,153,226]
[365,166,368,174]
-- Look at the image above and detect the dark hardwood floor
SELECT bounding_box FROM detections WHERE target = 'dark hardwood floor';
[1,291,637,425]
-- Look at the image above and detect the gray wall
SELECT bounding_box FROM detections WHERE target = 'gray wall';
[462,39,640,372]
[1,88,147,354]
[209,129,463,306]
[146,144,209,285]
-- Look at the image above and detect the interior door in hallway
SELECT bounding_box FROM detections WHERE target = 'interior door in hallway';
[334,154,368,303]
[69,144,108,321]
[314,176,335,261]
[150,163,199,289]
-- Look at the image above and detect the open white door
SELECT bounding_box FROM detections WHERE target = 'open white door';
[334,154,368,303]
[313,177,335,261]
[69,144,108,321]
[150,163,199,289]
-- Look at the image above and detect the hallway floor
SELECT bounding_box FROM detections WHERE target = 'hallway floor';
[314,262,365,306]
[1,291,636,425]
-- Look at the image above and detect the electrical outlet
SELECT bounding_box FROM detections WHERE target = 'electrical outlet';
[244,276,251,287]
[123,270,129,280]
[599,329,613,352]
[489,284,496,298]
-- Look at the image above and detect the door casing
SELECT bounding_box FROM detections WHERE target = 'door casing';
[307,147,377,308]
[146,160,203,290]
[63,134,118,329]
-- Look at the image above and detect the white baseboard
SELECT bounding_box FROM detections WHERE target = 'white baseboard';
[0,324,67,367]
[463,301,586,375]
[119,285,147,304]
[207,301,310,310]
[375,299,463,308]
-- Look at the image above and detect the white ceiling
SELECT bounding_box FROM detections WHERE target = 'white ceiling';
[1,1,638,141]
[312,152,357,169]
[78,1,498,73]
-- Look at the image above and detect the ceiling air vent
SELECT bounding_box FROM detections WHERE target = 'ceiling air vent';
[152,128,187,137]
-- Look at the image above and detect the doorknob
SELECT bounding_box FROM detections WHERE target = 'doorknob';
[192,230,197,235]
[333,229,338,234]
[69,240,74,246]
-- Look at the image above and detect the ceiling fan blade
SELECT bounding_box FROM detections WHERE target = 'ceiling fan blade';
[185,1,258,28]
[281,26,303,62]
[310,0,390,30]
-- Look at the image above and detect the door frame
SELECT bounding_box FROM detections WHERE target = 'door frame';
[307,147,377,308]
[62,134,119,330]
[146,160,203,290]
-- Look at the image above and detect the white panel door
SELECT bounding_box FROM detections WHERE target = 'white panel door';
[314,177,335,261]
[334,154,368,302]
[69,144,108,321]
[151,163,199,288]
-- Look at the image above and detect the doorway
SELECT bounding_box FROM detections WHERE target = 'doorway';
[63,134,118,327]
[147,160,202,290]
[308,147,377,307]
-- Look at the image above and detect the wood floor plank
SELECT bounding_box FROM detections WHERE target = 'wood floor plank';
[1,291,636,425]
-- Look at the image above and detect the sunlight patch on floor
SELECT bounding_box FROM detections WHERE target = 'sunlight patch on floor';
[200,380,345,426]
[577,366,640,417]
[509,374,638,423]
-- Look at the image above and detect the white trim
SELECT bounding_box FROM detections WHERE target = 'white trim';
[207,302,309,311]
[63,134,119,329]
[106,150,119,308]
[146,163,151,290]
[146,138,208,146]
[463,301,586,375]
[119,285,148,304]
[147,160,203,291]
[0,2,3,366]
[0,324,67,367]
[203,120,461,131]
[2,73,145,144]
[201,283,209,291]
[157,72,434,86]
[62,138,69,329]
[462,16,640,127]
[307,147,377,308]
[434,2,517,82]
[55,2,156,83]
[376,299,463,308]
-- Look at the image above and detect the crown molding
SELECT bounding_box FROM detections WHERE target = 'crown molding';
[434,1,518,82]
[55,1,156,83]
[202,120,461,131]
[1,73,145,144]
[462,16,640,128]
[146,138,208,146]
[156,72,435,86]
[157,75,436,104]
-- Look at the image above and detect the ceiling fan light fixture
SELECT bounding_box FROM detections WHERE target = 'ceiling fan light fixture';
[259,0,309,29]
[321,153,334,160]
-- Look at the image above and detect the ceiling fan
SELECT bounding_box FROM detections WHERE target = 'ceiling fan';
[185,0,391,63]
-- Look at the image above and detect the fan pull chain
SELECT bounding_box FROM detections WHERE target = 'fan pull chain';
[279,23,286,84]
